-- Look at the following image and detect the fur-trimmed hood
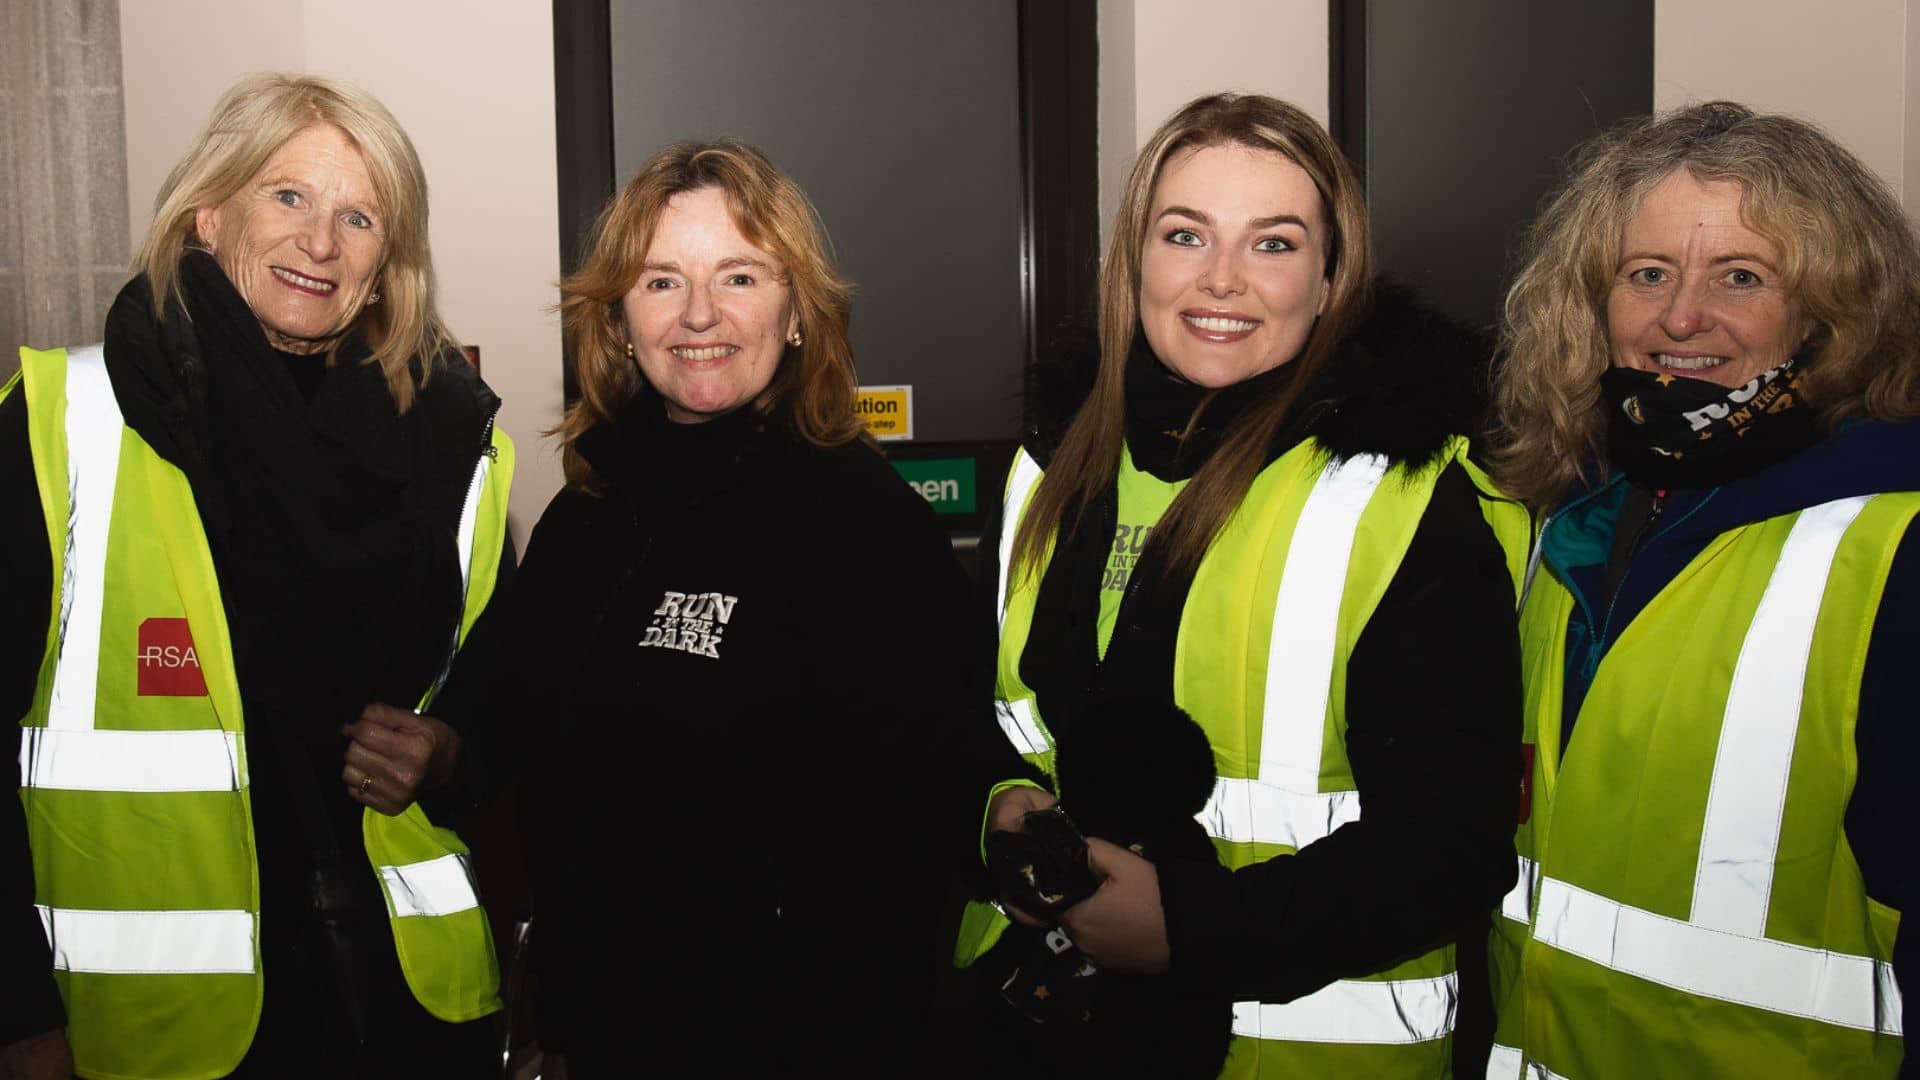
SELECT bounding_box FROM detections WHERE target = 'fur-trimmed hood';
[1028,279,1493,470]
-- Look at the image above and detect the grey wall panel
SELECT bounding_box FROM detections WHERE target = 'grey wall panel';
[1360,0,1653,330]
[609,0,1024,441]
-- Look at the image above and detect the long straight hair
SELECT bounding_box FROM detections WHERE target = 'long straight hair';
[1010,93,1373,580]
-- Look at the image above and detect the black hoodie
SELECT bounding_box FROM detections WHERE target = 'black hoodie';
[513,386,1033,1072]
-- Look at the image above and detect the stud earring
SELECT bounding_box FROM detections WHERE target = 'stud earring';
[625,341,635,358]
[366,292,381,305]
[788,330,804,347]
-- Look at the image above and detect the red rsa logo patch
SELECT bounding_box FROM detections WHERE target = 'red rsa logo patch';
[137,618,207,696]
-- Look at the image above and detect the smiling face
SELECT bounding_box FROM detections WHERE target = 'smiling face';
[622,186,798,424]
[1607,170,1814,388]
[193,124,386,355]
[1137,143,1330,388]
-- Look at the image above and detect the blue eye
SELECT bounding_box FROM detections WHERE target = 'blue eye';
[1628,267,1667,286]
[275,190,300,207]
[344,211,373,230]
[1165,228,1202,247]
[1726,268,1761,287]
[1255,237,1294,253]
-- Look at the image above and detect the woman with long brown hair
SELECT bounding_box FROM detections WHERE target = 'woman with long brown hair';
[956,93,1530,1078]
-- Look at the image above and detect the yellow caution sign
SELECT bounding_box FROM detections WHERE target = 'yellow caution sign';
[855,384,913,441]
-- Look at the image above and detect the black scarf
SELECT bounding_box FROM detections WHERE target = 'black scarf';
[1122,331,1294,481]
[102,254,472,854]
[1600,356,1821,489]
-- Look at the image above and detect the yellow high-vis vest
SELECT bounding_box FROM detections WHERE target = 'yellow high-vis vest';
[966,437,1530,1078]
[9,345,513,1080]
[1488,492,1912,1079]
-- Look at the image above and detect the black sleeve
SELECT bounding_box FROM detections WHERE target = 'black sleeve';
[0,384,69,1046]
[516,489,620,1056]
[1155,462,1523,1001]
[1848,517,1920,1075]
[817,467,1038,875]
[417,531,518,827]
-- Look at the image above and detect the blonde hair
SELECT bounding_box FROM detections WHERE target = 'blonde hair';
[1490,101,1920,508]
[1011,92,1372,579]
[556,138,863,491]
[138,72,454,411]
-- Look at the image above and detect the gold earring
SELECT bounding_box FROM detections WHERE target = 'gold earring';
[788,330,803,347]
[625,341,635,358]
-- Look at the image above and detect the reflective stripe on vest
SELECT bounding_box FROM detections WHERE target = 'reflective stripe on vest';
[1485,1043,1569,1080]
[1499,854,1537,925]
[48,345,119,732]
[1196,453,1386,848]
[992,450,1050,756]
[21,728,243,791]
[419,446,494,706]
[380,853,482,918]
[1535,876,1900,1034]
[1529,495,1903,1035]
[38,906,254,974]
[1232,973,1457,1044]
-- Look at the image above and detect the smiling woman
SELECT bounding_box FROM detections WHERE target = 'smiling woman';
[194,124,388,355]
[2,73,513,1079]
[958,93,1531,1079]
[1486,102,1920,1080]
[516,138,1028,1073]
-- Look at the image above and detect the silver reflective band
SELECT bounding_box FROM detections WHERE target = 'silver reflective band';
[424,448,495,707]
[380,853,481,918]
[454,452,490,597]
[1485,1043,1570,1080]
[39,905,255,974]
[1232,973,1457,1044]
[993,696,1049,757]
[19,727,244,792]
[1200,454,1387,848]
[1260,453,1388,789]
[1693,496,1869,936]
[1535,876,1901,1034]
[1197,778,1358,848]
[995,450,1044,635]
[49,345,121,733]
[1500,854,1537,925]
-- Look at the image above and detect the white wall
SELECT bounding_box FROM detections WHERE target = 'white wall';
[1095,0,1328,252]
[119,0,563,550]
[1654,0,1911,204]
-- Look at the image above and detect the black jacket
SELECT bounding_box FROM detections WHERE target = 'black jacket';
[984,286,1523,1065]
[517,390,1028,1072]
[1,277,512,1063]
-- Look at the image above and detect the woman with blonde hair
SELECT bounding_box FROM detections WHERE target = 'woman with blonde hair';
[517,138,1017,1074]
[1486,101,1919,1077]
[2,74,512,1077]
[956,92,1530,1078]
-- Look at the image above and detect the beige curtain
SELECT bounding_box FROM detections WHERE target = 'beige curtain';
[0,0,131,382]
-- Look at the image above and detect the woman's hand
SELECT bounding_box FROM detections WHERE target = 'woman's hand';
[986,785,1060,927]
[1058,837,1171,973]
[341,703,461,816]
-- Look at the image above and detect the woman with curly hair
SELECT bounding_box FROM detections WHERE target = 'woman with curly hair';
[1486,102,1919,1077]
